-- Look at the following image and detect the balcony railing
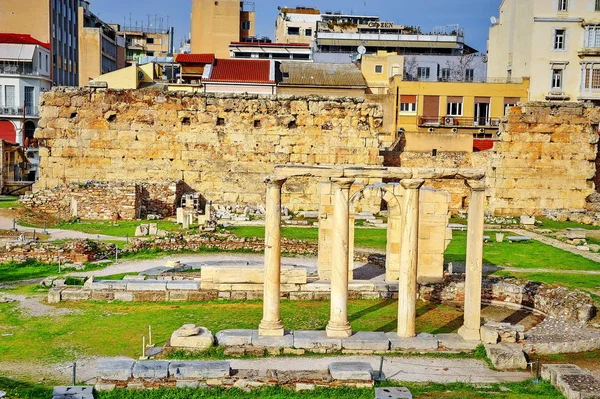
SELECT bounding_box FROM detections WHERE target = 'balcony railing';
[578,47,600,57]
[0,107,39,117]
[404,76,524,84]
[0,64,47,77]
[417,116,500,128]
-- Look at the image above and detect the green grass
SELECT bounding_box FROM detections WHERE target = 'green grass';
[401,380,562,398]
[0,299,463,364]
[100,272,140,280]
[228,226,388,251]
[0,195,21,209]
[536,218,600,231]
[19,219,182,237]
[0,260,65,282]
[445,231,600,271]
[0,377,52,399]
[493,271,600,293]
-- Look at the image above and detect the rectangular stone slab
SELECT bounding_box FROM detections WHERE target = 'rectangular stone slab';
[293,330,342,350]
[437,333,480,351]
[329,362,373,381]
[168,361,230,379]
[132,360,170,379]
[375,387,413,399]
[91,281,127,291]
[52,386,94,399]
[166,281,200,291]
[342,332,390,350]
[386,332,439,350]
[253,333,294,348]
[97,358,135,381]
[126,281,167,291]
[206,266,306,284]
[215,329,257,346]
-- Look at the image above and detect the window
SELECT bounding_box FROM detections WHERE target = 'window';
[375,65,383,73]
[551,68,564,90]
[417,67,430,80]
[0,86,2,107]
[24,87,35,114]
[4,85,15,108]
[446,98,463,116]
[554,29,566,50]
[558,0,568,11]
[146,38,154,44]
[596,0,600,11]
[305,28,312,36]
[399,95,417,113]
[287,27,300,35]
[465,69,474,82]
[584,68,600,89]
[241,21,251,30]
[440,68,450,81]
[585,25,600,47]
[147,51,155,56]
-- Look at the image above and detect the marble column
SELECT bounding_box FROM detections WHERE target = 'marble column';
[458,179,486,341]
[326,178,355,338]
[397,179,425,338]
[258,177,286,336]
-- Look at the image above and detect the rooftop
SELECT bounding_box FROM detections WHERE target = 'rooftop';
[175,53,215,64]
[0,33,50,49]
[279,62,366,87]
[204,59,274,84]
[230,42,310,47]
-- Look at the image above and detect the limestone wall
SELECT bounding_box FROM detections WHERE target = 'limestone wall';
[35,88,384,213]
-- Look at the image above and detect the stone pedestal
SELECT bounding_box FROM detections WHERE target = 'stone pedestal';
[326,178,354,338]
[259,178,286,336]
[397,179,424,338]
[170,324,214,350]
[458,180,486,341]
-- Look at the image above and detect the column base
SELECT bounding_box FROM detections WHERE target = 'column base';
[258,320,284,337]
[458,325,481,341]
[396,326,416,339]
[326,322,352,338]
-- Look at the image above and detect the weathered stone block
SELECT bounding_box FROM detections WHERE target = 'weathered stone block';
[170,326,214,350]
[254,333,293,348]
[329,362,373,381]
[97,358,135,381]
[215,329,256,346]
[52,386,94,399]
[132,361,169,379]
[484,343,527,370]
[293,331,342,350]
[166,281,200,291]
[387,332,439,351]
[126,281,167,291]
[342,332,389,351]
[437,333,480,351]
[375,387,413,399]
[168,361,230,379]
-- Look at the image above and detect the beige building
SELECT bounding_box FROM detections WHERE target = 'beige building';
[361,51,405,94]
[77,1,126,86]
[488,0,600,102]
[274,7,321,44]
[191,0,256,58]
[113,26,172,65]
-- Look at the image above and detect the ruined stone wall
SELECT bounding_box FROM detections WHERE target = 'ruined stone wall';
[35,88,384,212]
[20,181,182,220]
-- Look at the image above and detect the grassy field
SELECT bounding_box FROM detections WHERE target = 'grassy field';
[0,260,72,283]
[536,218,600,231]
[20,219,183,237]
[0,379,561,399]
[0,196,20,209]
[0,298,465,363]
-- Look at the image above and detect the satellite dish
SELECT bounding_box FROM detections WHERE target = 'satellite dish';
[482,55,488,63]
[490,16,498,25]
[357,45,366,55]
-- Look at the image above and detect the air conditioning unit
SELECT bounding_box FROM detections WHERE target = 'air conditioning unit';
[478,128,485,133]
[444,117,454,125]
[428,127,435,133]
[451,127,458,133]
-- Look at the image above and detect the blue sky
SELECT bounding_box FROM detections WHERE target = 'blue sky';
[91,0,500,53]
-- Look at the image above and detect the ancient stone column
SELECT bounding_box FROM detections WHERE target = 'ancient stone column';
[326,178,355,338]
[458,180,486,341]
[397,179,425,338]
[258,177,286,336]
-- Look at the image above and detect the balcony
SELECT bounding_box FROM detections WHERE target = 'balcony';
[417,116,500,128]
[579,47,600,57]
[0,107,39,118]
[0,64,47,77]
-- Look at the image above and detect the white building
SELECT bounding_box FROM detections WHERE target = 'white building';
[229,41,312,61]
[488,0,600,102]
[0,33,52,181]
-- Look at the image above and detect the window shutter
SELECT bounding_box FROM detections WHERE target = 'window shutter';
[401,95,417,103]
[447,96,463,103]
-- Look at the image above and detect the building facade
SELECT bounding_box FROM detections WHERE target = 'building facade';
[77,1,126,86]
[274,7,321,45]
[0,34,52,180]
[229,42,312,61]
[113,25,172,65]
[190,0,256,58]
[488,0,600,102]
[0,0,79,86]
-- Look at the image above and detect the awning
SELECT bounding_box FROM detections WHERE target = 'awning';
[0,44,35,62]
[0,121,17,143]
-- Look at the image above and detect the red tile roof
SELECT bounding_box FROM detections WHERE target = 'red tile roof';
[230,42,310,47]
[175,53,215,64]
[473,139,496,152]
[0,33,50,49]
[205,59,274,84]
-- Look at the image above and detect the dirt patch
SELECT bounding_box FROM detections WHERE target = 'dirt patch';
[1,294,75,317]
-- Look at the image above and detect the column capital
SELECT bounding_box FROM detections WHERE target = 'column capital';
[466,179,486,191]
[400,179,425,190]
[331,177,355,190]
[264,176,287,187]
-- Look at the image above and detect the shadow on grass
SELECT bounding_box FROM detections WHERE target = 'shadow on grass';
[0,377,52,399]
[349,299,395,323]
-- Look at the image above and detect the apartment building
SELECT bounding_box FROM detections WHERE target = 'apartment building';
[113,25,173,65]
[77,1,126,86]
[0,34,52,180]
[191,0,256,58]
[488,0,600,102]
[274,7,321,44]
[229,42,312,61]
[0,0,79,86]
